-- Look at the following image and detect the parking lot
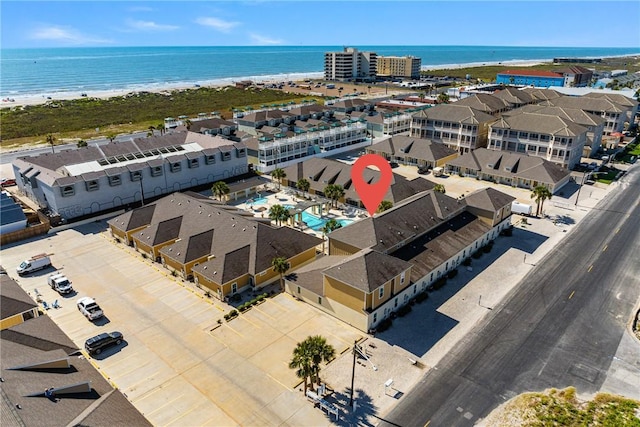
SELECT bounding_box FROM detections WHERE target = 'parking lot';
[1,222,364,426]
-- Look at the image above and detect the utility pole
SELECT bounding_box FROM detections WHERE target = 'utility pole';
[349,340,357,407]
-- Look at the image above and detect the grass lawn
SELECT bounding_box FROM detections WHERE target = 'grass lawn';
[483,387,640,426]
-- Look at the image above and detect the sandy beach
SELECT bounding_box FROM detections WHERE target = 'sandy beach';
[0,59,550,108]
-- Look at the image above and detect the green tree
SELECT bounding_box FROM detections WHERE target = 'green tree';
[46,133,56,153]
[271,256,290,291]
[324,184,344,209]
[434,184,446,194]
[211,181,230,203]
[157,123,166,136]
[377,200,393,213]
[184,119,192,130]
[272,168,286,190]
[269,204,290,226]
[76,139,88,148]
[148,125,156,137]
[437,92,450,104]
[320,218,342,235]
[307,335,335,386]
[289,340,313,394]
[531,185,552,217]
[296,178,310,198]
[106,133,117,143]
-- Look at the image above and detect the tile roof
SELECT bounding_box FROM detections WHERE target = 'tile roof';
[545,94,628,113]
[446,148,570,185]
[507,104,605,128]
[412,104,497,124]
[520,87,563,100]
[492,87,536,105]
[284,255,347,295]
[323,249,412,293]
[189,118,236,133]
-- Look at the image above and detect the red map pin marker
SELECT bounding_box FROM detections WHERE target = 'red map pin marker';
[351,154,393,216]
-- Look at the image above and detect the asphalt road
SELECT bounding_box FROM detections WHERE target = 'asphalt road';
[381,165,640,427]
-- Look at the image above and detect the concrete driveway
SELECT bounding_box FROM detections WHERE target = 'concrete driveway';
[1,222,363,426]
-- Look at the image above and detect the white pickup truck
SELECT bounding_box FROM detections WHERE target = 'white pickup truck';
[77,297,104,321]
[48,273,74,294]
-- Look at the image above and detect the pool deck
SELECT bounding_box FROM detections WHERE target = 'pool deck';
[228,186,367,240]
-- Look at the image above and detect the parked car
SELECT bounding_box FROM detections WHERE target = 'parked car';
[389,161,400,168]
[417,166,430,175]
[48,273,74,294]
[77,297,104,320]
[16,254,51,275]
[1,178,16,187]
[84,331,123,355]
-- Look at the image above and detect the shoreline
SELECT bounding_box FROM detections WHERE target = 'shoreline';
[3,53,639,108]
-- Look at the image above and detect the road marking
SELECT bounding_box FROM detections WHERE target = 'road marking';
[569,291,575,299]
[588,265,593,272]
[424,421,431,427]
[602,244,608,252]
[615,228,620,234]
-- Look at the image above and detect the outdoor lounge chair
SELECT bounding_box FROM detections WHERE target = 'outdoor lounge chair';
[52,300,60,309]
[42,301,51,310]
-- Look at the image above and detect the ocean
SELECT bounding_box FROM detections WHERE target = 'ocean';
[2,45,639,99]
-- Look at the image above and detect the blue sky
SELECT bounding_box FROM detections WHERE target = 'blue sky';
[2,1,639,48]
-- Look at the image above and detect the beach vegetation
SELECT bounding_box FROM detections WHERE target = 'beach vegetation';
[0,86,312,143]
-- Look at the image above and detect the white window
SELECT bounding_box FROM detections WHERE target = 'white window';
[232,282,237,293]
[205,155,216,165]
[189,158,199,168]
[130,171,142,181]
[170,162,182,172]
[108,175,121,186]
[400,271,405,284]
[150,166,163,177]
[379,285,384,299]
[85,180,99,191]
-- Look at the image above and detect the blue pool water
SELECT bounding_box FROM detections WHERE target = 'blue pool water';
[248,197,268,205]
[301,211,353,231]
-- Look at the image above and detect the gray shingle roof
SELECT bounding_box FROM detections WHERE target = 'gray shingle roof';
[492,87,536,106]
[323,249,412,293]
[368,135,458,162]
[464,187,516,212]
[506,104,605,128]
[446,148,570,185]
[412,104,496,124]
[491,110,588,136]
[454,93,510,114]
[0,274,37,319]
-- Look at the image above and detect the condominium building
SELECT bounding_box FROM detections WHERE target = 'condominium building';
[377,56,421,79]
[366,135,459,168]
[12,132,249,220]
[487,110,588,169]
[245,122,369,173]
[324,47,377,82]
[410,104,497,154]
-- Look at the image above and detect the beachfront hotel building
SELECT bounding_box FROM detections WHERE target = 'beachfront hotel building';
[486,110,588,169]
[245,122,370,173]
[410,104,497,154]
[12,131,248,220]
[284,187,515,332]
[108,192,321,299]
[324,47,377,82]
[376,56,421,79]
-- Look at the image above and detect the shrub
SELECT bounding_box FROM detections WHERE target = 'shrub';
[230,309,237,317]
[432,277,447,290]
[376,318,393,333]
[472,250,483,259]
[415,291,429,303]
[447,269,458,279]
[224,314,230,321]
[462,258,472,266]
[397,304,412,317]
[500,226,513,236]
[250,298,258,305]
[238,303,249,312]
[482,242,493,253]
[171,270,178,276]
[141,252,148,259]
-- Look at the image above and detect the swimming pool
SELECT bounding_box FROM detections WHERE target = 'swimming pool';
[301,211,353,231]
[248,197,268,205]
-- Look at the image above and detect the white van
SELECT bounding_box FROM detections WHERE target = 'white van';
[432,167,444,177]
[16,254,51,275]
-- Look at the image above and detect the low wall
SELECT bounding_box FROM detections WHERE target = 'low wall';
[1,221,50,246]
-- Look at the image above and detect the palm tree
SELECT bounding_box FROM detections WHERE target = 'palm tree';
[271,256,290,291]
[184,119,192,130]
[320,218,342,235]
[46,133,56,153]
[307,335,335,386]
[434,184,446,194]
[296,178,310,198]
[106,133,117,143]
[157,123,165,136]
[272,168,286,190]
[211,181,230,203]
[531,185,552,217]
[377,200,393,213]
[437,92,450,104]
[269,204,290,226]
[148,125,156,137]
[324,184,344,209]
[289,340,313,394]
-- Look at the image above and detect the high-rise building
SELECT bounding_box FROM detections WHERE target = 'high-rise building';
[324,47,377,82]
[377,56,422,79]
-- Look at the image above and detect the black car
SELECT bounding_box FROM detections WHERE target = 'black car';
[389,162,400,168]
[84,331,123,355]
[417,166,430,175]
